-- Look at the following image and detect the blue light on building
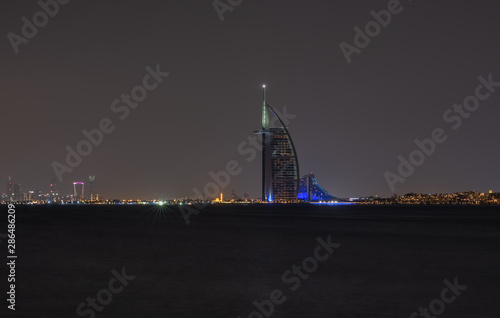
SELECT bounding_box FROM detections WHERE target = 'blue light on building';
[298,173,339,202]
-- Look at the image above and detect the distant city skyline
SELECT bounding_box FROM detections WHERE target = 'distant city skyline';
[1,1,499,199]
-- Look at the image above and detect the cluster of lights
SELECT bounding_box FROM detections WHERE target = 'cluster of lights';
[312,201,355,205]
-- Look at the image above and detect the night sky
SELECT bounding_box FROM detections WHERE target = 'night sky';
[1,0,499,199]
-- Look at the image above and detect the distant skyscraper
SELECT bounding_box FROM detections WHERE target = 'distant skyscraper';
[6,177,13,197]
[13,183,21,202]
[257,86,299,203]
[89,175,96,200]
[73,182,84,201]
[34,190,41,201]
[50,178,58,198]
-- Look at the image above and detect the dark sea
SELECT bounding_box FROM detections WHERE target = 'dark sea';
[1,204,499,318]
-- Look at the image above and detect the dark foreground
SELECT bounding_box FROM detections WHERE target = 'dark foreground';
[1,204,499,318]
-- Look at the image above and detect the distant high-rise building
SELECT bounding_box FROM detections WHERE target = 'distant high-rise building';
[73,182,85,201]
[89,175,96,200]
[13,184,21,202]
[49,178,58,198]
[6,177,13,197]
[35,190,42,201]
[257,86,299,203]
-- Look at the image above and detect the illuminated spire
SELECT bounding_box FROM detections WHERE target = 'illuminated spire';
[262,84,269,130]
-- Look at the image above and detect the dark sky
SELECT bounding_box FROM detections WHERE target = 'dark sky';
[1,0,499,199]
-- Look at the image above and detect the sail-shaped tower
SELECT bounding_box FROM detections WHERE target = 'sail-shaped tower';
[257,86,300,203]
